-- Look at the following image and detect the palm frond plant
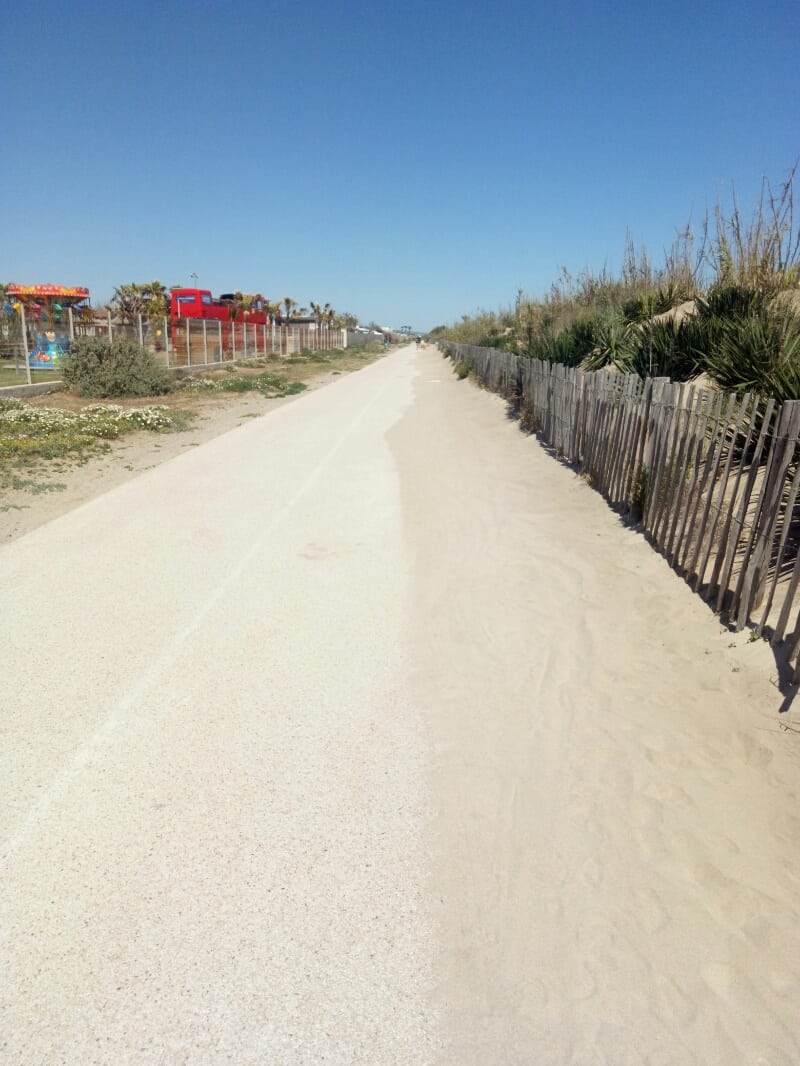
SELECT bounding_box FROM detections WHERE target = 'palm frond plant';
[629,316,706,380]
[582,309,637,371]
[704,306,800,403]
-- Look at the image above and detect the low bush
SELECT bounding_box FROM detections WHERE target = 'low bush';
[62,338,171,397]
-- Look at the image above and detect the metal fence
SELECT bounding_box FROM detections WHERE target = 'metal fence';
[444,341,800,680]
[0,308,350,386]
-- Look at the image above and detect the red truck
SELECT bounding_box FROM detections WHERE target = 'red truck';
[169,288,273,363]
[170,288,270,325]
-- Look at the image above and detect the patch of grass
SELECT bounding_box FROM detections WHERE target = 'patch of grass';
[8,476,67,494]
[182,372,307,398]
[454,360,470,379]
[0,366,63,387]
[285,343,382,366]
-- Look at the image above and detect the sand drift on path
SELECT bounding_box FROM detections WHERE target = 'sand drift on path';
[394,350,800,1065]
[2,345,799,1065]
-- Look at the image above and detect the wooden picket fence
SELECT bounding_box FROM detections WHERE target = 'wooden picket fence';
[444,341,800,676]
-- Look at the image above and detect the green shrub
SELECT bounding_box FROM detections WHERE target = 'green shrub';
[629,316,706,380]
[582,309,637,371]
[703,306,800,401]
[62,337,171,397]
[531,317,594,367]
[629,465,650,523]
[454,360,470,379]
[697,283,766,321]
[621,282,695,325]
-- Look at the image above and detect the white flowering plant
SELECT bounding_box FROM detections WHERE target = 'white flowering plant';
[0,398,189,460]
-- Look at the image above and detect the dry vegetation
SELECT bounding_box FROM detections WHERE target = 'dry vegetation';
[434,165,800,399]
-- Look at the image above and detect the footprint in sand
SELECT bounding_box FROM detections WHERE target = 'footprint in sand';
[638,825,670,866]
[644,746,691,772]
[701,959,736,998]
[655,974,698,1026]
[632,885,670,935]
[735,730,774,769]
[580,855,604,888]
[630,793,664,830]
[772,809,800,842]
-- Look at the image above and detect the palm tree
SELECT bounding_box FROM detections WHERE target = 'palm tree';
[144,280,169,318]
[110,283,141,323]
[282,297,297,319]
[111,280,169,322]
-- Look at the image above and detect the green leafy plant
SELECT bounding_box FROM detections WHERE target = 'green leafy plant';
[62,338,171,397]
[582,309,637,371]
[629,465,650,523]
[628,316,706,380]
[703,305,800,402]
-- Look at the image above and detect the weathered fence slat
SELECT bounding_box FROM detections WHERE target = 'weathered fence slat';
[693,392,752,596]
[734,402,800,630]
[718,397,776,618]
[661,386,700,560]
[707,392,761,608]
[760,459,800,638]
[737,402,800,629]
[675,391,724,575]
[648,382,685,539]
[686,392,738,588]
[608,376,642,506]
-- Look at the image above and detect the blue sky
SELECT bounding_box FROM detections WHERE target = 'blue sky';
[2,0,798,331]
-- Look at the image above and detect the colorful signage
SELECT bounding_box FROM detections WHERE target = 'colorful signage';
[7,284,90,300]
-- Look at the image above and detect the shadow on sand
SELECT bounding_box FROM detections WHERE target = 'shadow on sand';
[501,394,800,719]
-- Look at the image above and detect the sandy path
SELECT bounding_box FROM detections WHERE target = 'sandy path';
[2,345,800,1064]
[1,350,435,1063]
[393,350,800,1065]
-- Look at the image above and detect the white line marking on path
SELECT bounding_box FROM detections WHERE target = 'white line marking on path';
[0,367,402,878]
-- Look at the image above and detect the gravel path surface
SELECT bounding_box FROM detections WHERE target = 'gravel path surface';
[2,348,435,1064]
[3,345,800,1065]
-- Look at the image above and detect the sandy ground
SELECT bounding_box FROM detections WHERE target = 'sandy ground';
[2,345,800,1064]
[394,352,800,1064]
